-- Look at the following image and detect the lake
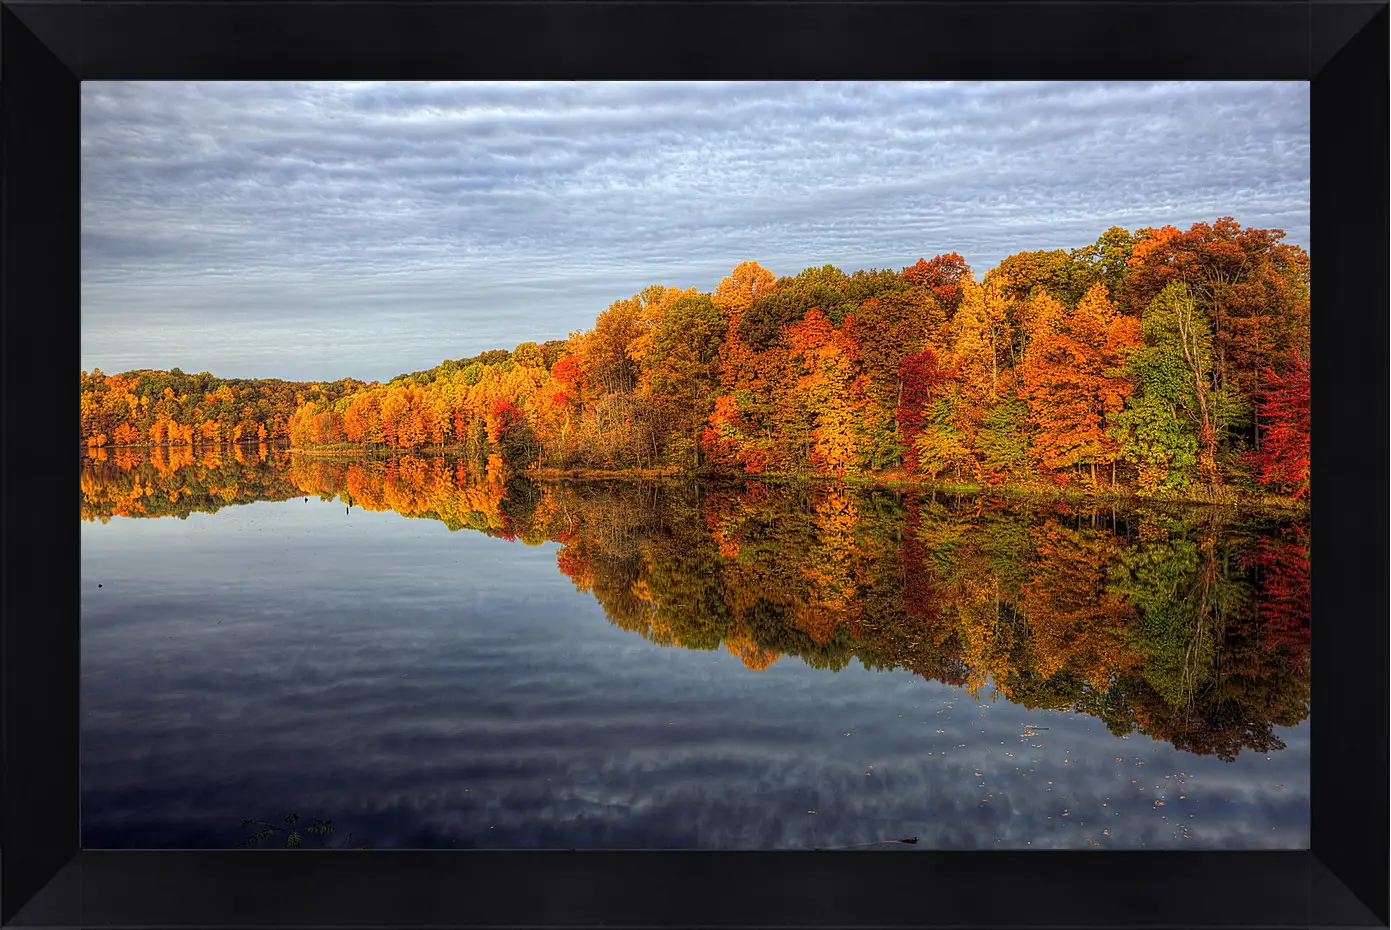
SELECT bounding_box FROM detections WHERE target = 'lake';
[80,445,1310,849]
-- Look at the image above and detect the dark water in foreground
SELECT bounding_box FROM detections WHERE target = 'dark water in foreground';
[81,446,1309,849]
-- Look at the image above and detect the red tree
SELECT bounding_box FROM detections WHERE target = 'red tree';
[902,253,971,315]
[897,349,953,471]
[1250,352,1309,498]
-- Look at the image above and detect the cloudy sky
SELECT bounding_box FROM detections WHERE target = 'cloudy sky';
[81,81,1309,383]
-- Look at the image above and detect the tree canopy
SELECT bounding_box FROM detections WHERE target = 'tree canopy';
[80,218,1310,502]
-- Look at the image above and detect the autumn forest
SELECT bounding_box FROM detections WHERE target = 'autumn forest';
[80,219,1310,503]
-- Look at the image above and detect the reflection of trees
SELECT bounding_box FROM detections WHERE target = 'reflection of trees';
[82,451,1310,761]
[80,444,301,521]
[284,454,526,539]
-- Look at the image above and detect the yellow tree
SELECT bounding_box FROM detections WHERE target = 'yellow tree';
[572,296,648,396]
[946,278,1020,480]
[786,309,866,476]
[1019,286,1139,484]
[712,260,776,322]
[950,279,1012,398]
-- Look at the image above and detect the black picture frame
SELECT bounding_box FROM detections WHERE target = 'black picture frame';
[3,2,1386,926]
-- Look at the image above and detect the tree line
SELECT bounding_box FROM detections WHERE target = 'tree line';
[82,448,1309,761]
[80,218,1310,501]
[79,368,367,449]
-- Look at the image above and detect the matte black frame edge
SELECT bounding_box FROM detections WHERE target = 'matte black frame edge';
[1,1,1386,927]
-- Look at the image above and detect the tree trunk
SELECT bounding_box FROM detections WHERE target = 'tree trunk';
[1177,289,1218,485]
[894,374,904,432]
[1252,369,1262,451]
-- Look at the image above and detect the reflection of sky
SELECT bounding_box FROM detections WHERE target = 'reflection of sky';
[81,498,1310,850]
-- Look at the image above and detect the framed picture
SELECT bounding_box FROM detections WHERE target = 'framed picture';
[4,2,1386,927]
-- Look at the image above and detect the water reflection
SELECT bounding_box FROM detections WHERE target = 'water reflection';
[81,448,1308,764]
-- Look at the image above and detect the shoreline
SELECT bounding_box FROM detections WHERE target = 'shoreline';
[86,442,1306,513]
[523,467,1308,514]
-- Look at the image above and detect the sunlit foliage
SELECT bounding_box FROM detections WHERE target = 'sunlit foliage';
[80,219,1309,501]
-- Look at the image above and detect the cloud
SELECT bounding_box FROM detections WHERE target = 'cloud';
[81,81,1310,382]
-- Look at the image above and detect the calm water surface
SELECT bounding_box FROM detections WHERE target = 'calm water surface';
[81,447,1310,849]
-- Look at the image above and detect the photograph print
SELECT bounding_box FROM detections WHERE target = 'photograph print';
[79,80,1311,851]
